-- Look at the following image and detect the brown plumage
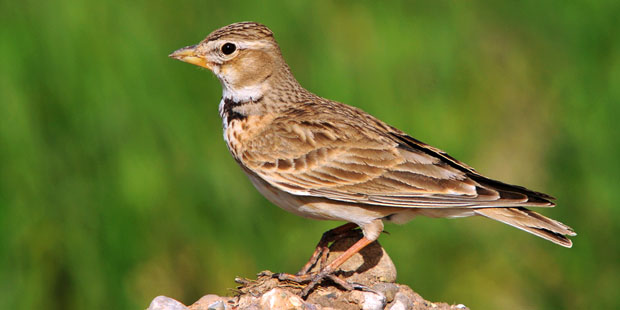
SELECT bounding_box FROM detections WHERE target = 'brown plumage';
[170,21,576,295]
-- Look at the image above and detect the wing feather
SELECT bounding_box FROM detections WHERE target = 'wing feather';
[239,111,554,209]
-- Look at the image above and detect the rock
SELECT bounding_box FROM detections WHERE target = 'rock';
[187,294,231,310]
[259,288,307,309]
[147,236,469,310]
[388,291,414,310]
[148,296,188,310]
[348,290,386,310]
[372,283,400,303]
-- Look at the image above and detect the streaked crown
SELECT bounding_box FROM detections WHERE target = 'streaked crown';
[204,22,274,42]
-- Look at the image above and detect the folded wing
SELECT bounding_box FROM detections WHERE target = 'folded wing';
[240,117,554,209]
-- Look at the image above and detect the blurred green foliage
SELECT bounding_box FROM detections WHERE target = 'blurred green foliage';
[1,0,618,309]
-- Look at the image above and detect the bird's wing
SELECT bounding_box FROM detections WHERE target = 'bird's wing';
[239,108,554,208]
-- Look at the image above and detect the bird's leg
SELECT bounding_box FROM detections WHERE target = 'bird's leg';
[301,236,374,296]
[276,235,374,297]
[295,222,359,276]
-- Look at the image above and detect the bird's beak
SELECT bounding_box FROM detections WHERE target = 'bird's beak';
[168,44,211,70]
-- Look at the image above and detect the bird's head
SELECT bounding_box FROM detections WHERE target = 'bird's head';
[169,22,290,102]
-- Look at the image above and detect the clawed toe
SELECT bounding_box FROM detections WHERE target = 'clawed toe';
[275,269,369,298]
[324,276,379,295]
[273,272,312,283]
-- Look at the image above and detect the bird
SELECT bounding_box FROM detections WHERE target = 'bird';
[169,21,575,296]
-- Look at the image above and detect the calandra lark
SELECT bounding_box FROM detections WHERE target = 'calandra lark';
[170,21,575,296]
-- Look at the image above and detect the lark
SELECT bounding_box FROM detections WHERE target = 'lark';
[170,21,575,296]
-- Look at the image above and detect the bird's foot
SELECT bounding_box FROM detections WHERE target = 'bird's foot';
[275,267,371,297]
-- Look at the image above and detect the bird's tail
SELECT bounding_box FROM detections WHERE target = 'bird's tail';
[474,207,576,248]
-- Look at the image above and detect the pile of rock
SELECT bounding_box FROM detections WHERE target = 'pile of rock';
[147,236,468,310]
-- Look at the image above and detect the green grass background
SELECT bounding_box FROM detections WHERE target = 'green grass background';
[1,1,618,309]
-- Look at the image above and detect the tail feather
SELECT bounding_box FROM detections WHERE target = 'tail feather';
[474,207,576,248]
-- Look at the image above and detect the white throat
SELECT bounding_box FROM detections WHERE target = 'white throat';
[214,66,265,103]
[221,83,264,103]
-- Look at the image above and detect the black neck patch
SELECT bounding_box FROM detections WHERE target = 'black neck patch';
[221,96,264,124]
[222,98,247,123]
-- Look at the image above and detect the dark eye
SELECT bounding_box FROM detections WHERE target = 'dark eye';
[221,43,236,55]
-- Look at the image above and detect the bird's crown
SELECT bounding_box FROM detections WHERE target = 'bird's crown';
[204,21,274,42]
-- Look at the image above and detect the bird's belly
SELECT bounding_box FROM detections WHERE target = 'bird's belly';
[243,171,401,224]
[246,172,323,219]
[243,170,478,224]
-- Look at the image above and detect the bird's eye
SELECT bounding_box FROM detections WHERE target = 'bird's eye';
[221,43,236,55]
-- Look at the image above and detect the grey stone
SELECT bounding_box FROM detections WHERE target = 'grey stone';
[148,296,189,310]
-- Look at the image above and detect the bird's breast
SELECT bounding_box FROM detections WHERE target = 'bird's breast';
[223,114,273,161]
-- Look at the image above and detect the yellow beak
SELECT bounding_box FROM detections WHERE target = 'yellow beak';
[168,44,211,70]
